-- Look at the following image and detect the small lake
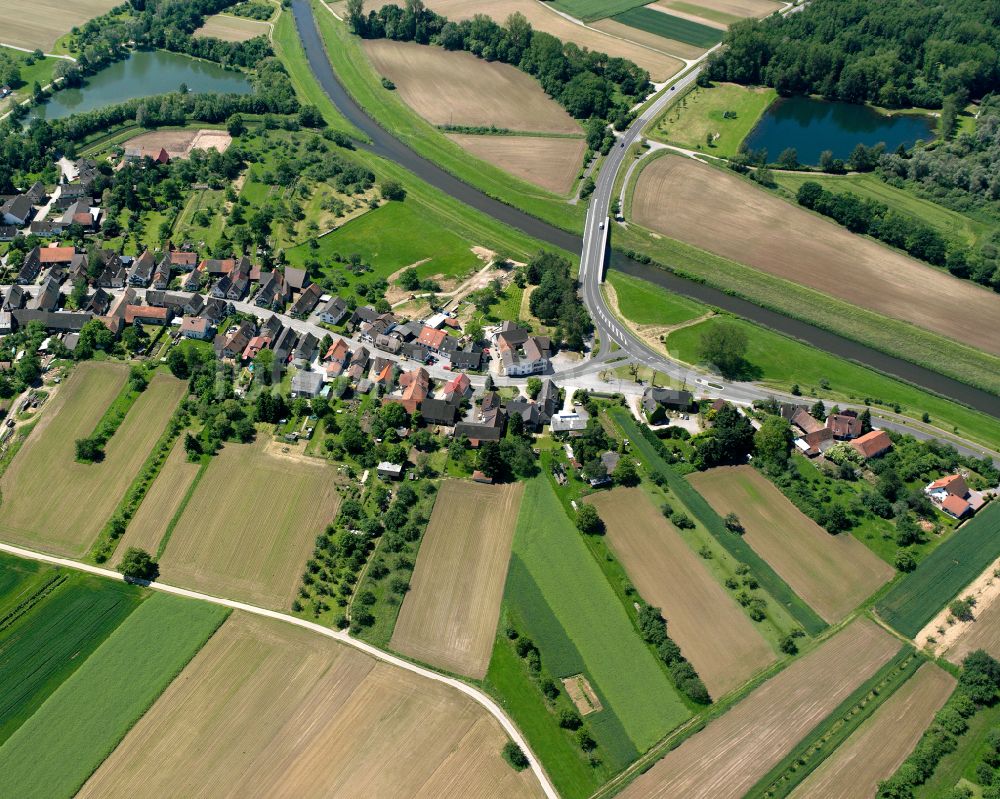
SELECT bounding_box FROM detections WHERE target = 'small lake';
[28,49,252,122]
[743,96,935,165]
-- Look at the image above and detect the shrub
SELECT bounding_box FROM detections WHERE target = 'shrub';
[502,741,529,771]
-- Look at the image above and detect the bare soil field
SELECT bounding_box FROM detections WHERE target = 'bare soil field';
[688,466,893,622]
[391,480,524,678]
[363,40,579,133]
[116,438,200,560]
[591,18,706,60]
[618,618,900,799]
[122,128,233,159]
[336,0,683,81]
[648,2,727,29]
[945,595,1000,665]
[1,0,119,50]
[79,613,543,799]
[0,365,185,557]
[158,437,340,610]
[446,134,586,195]
[563,674,603,715]
[790,662,956,799]
[631,156,1000,355]
[195,14,271,42]
[587,487,774,697]
[657,0,783,19]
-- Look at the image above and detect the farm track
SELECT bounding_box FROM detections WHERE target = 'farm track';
[0,541,559,799]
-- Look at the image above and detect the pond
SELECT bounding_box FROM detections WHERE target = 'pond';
[742,95,935,165]
[28,49,252,121]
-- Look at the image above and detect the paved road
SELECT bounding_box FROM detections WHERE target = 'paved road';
[0,541,559,799]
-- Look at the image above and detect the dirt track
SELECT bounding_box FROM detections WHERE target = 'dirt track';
[632,156,1000,356]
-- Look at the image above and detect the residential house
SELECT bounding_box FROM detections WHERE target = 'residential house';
[390,367,430,413]
[795,427,834,458]
[24,181,46,205]
[1,194,33,226]
[179,316,214,340]
[290,283,323,319]
[507,397,541,430]
[93,250,127,288]
[377,461,405,480]
[291,370,325,398]
[255,270,291,311]
[242,335,271,361]
[324,338,351,368]
[202,298,230,326]
[0,224,18,241]
[347,346,370,381]
[495,323,550,376]
[285,266,309,292]
[450,348,483,371]
[169,249,198,271]
[124,145,170,164]
[272,326,298,368]
[318,296,348,325]
[850,430,893,460]
[212,256,252,301]
[925,474,986,520]
[292,333,319,368]
[145,290,190,316]
[371,358,395,391]
[3,285,27,311]
[152,253,172,289]
[420,397,460,426]
[441,372,471,403]
[826,412,863,440]
[454,391,506,445]
[216,320,255,360]
[32,276,61,312]
[641,387,694,423]
[84,288,112,316]
[791,408,825,436]
[537,379,560,424]
[128,250,156,287]
[550,412,588,435]
[180,268,202,292]
[124,305,169,326]
[59,199,99,231]
[417,325,447,352]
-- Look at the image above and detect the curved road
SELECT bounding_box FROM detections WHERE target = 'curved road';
[0,541,559,799]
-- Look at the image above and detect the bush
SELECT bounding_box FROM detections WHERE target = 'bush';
[559,708,583,730]
[502,741,529,771]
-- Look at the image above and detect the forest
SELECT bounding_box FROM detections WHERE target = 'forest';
[707,0,1000,109]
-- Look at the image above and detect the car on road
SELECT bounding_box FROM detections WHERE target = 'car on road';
[599,221,605,229]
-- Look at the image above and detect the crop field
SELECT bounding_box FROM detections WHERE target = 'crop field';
[445,134,587,196]
[391,480,524,679]
[117,439,201,559]
[876,503,1000,638]
[159,438,340,609]
[505,477,690,761]
[587,487,775,698]
[947,598,1000,665]
[195,13,271,41]
[549,0,647,22]
[631,156,1000,356]
[80,613,543,798]
[0,576,143,746]
[362,40,580,133]
[688,466,893,622]
[656,0,783,24]
[591,17,706,61]
[0,0,119,50]
[0,365,186,557]
[789,662,956,799]
[0,552,48,616]
[334,0,684,81]
[612,7,723,49]
[0,593,227,799]
[619,618,900,799]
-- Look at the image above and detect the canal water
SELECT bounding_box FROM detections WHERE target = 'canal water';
[743,95,936,164]
[28,49,252,121]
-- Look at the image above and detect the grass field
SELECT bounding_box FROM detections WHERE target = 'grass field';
[631,155,1000,357]
[549,0,648,22]
[651,83,776,158]
[80,612,543,798]
[607,270,704,326]
[391,480,523,679]
[505,477,690,756]
[789,662,955,799]
[612,7,723,48]
[363,40,579,134]
[588,487,775,698]
[688,466,893,622]
[0,592,227,799]
[0,0,118,50]
[619,618,900,799]
[0,575,142,746]
[446,133,587,196]
[876,503,1000,638]
[116,438,201,559]
[159,438,340,610]
[912,700,1000,798]
[0,365,186,557]
[0,552,48,616]
[195,13,271,41]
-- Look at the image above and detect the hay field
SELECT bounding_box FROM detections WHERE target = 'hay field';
[116,439,200,559]
[195,14,270,42]
[363,40,579,133]
[0,365,185,557]
[391,481,524,679]
[80,613,543,799]
[790,662,956,799]
[446,134,586,195]
[337,0,683,82]
[631,156,1000,355]
[618,618,899,799]
[122,128,232,158]
[688,466,892,622]
[0,0,119,50]
[158,438,340,609]
[587,487,774,698]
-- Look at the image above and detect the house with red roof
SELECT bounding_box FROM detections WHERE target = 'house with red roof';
[417,325,447,352]
[849,430,893,460]
[924,473,987,520]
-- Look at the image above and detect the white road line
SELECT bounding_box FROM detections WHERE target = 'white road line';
[0,541,559,799]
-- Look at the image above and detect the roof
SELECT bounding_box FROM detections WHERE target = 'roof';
[849,430,892,459]
[124,305,168,323]
[791,409,825,435]
[180,316,210,335]
[39,245,76,264]
[942,494,971,518]
[443,372,471,397]
[291,370,324,393]
[325,338,350,362]
[418,326,447,350]
[420,397,459,425]
[928,474,969,497]
[826,413,863,439]
[377,461,404,474]
[285,266,308,290]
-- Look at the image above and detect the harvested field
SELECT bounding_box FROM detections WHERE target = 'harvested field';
[122,128,232,159]
[790,662,956,799]
[688,466,892,622]
[117,439,200,559]
[0,365,186,557]
[946,595,1000,665]
[0,0,119,50]
[391,480,523,679]
[158,437,341,610]
[195,13,270,42]
[658,0,782,21]
[335,0,684,81]
[587,487,774,697]
[363,40,579,134]
[80,613,544,799]
[618,618,900,799]
[445,134,586,195]
[591,18,706,61]
[631,156,1000,355]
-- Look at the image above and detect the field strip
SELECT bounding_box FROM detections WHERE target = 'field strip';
[0,541,558,799]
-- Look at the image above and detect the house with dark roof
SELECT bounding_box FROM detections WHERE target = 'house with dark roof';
[495,323,551,376]
[292,332,319,368]
[216,320,255,360]
[10,309,92,332]
[290,283,323,319]
[93,250,127,288]
[791,408,825,436]
[1,194,33,226]
[826,412,863,440]
[3,285,27,312]
[421,397,460,426]
[128,250,156,287]
[211,256,251,301]
[152,254,172,289]
[33,276,61,312]
[449,348,483,371]
[285,266,309,292]
[507,397,541,430]
[641,387,693,423]
[318,296,348,325]
[255,270,291,311]
[794,427,834,458]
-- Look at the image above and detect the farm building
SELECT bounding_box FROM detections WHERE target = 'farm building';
[850,430,892,459]
[924,474,987,520]
[377,461,405,480]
